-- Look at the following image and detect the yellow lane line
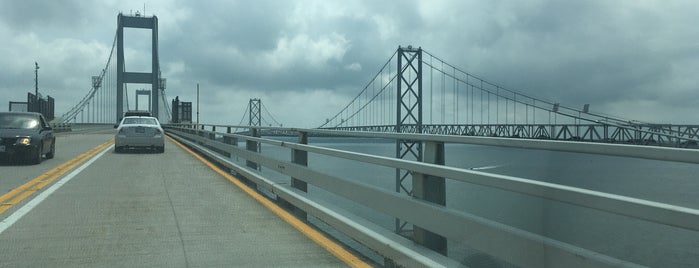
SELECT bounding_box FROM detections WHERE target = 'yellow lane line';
[0,139,114,215]
[167,135,372,268]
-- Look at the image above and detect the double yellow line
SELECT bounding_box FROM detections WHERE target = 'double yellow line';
[0,139,113,215]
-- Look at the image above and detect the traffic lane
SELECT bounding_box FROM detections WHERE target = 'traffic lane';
[0,132,113,197]
[0,140,112,218]
[0,137,345,267]
[60,125,115,135]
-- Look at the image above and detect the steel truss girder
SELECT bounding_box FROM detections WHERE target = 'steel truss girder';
[330,124,699,148]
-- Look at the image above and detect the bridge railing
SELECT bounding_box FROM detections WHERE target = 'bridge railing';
[51,122,72,133]
[163,123,699,267]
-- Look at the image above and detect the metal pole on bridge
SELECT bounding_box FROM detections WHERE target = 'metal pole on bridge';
[287,131,308,221]
[412,141,447,255]
[34,62,39,112]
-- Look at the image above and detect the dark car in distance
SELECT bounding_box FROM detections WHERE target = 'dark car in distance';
[0,112,56,164]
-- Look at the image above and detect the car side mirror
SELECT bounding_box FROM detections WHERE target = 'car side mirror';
[114,124,119,129]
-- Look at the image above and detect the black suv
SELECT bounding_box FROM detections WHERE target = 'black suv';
[0,112,56,164]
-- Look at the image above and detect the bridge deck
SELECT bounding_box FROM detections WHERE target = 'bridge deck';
[0,129,350,267]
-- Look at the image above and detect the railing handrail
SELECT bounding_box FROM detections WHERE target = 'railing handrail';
[164,124,699,164]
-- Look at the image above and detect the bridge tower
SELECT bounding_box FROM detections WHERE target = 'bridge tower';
[116,13,160,120]
[395,46,447,255]
[248,98,262,127]
[135,89,151,111]
[247,98,262,170]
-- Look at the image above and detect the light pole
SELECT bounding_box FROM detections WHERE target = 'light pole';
[34,62,40,112]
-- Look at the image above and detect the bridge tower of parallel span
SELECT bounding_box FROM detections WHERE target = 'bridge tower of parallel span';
[394,46,447,255]
[116,13,161,119]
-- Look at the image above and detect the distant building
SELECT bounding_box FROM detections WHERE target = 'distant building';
[9,101,28,112]
[171,96,192,123]
[8,93,54,120]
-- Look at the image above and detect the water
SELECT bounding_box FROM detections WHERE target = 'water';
[235,137,699,267]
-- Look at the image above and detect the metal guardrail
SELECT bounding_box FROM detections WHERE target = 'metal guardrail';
[51,122,72,132]
[164,124,699,267]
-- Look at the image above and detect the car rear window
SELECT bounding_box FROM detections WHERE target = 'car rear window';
[122,118,158,125]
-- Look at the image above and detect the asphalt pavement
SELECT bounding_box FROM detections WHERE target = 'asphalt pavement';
[0,128,348,267]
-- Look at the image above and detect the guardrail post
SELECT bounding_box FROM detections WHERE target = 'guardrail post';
[288,131,308,220]
[222,126,232,158]
[246,128,260,170]
[412,141,447,256]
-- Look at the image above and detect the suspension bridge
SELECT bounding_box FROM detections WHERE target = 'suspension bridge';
[53,26,699,148]
[4,12,699,268]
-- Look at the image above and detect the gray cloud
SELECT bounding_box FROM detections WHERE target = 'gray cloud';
[0,0,86,31]
[1,0,697,126]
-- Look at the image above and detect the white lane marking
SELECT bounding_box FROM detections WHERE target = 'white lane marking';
[0,144,114,235]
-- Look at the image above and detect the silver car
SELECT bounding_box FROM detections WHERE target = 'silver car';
[114,116,164,153]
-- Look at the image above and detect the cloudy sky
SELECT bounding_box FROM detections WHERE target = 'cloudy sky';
[1,0,697,127]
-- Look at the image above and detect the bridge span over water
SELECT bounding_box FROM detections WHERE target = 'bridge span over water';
[2,124,698,267]
[9,11,699,267]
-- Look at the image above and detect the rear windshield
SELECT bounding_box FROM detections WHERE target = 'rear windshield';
[0,114,40,129]
[122,118,158,125]
[125,111,151,117]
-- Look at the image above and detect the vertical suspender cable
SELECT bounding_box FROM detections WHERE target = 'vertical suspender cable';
[453,66,457,124]
[485,81,489,125]
[480,81,483,125]
[496,86,499,125]
[470,83,475,126]
[441,61,445,124]
[514,93,517,125]
[464,72,467,125]
[430,56,433,124]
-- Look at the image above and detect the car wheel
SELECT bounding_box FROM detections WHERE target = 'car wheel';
[115,146,122,153]
[157,146,164,153]
[31,142,43,165]
[46,140,55,159]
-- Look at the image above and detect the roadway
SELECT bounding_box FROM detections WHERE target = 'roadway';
[0,127,360,267]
